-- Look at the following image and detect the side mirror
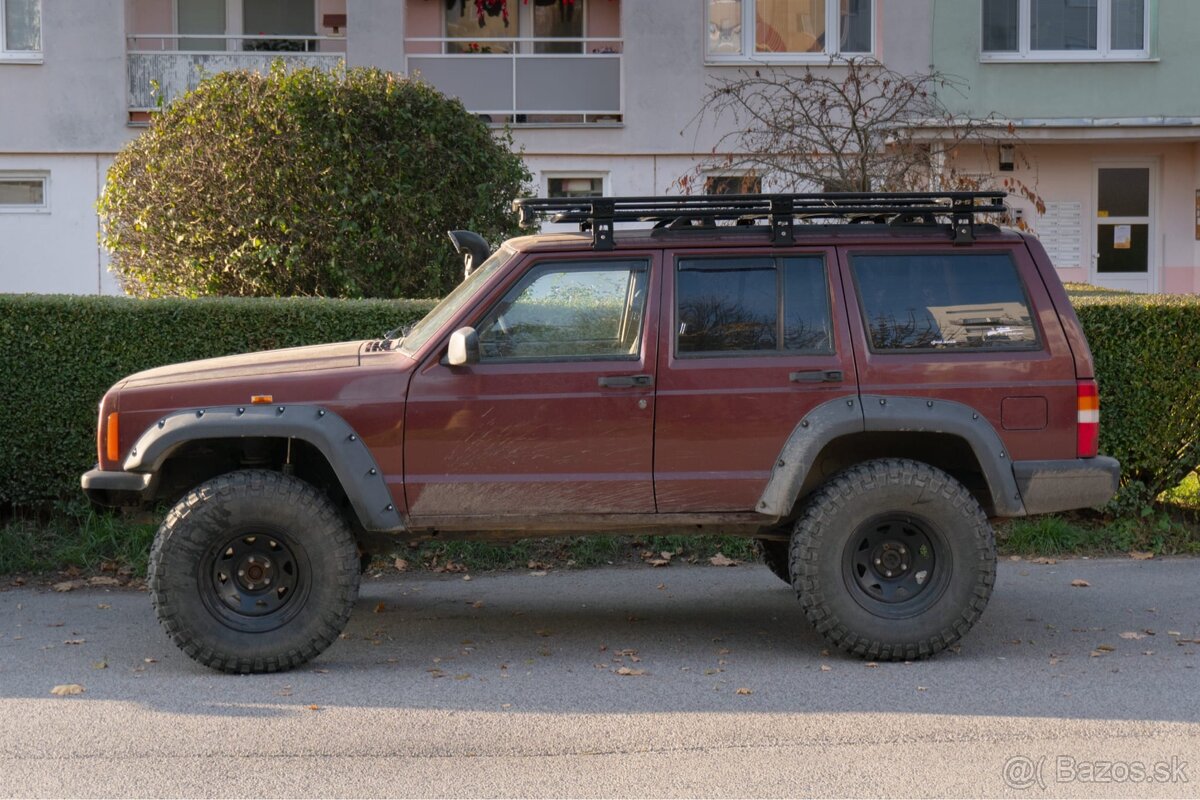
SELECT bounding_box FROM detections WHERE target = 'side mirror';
[447,327,480,366]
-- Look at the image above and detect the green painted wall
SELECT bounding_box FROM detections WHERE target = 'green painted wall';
[932,0,1200,120]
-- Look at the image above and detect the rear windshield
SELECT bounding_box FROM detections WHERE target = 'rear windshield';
[850,252,1039,352]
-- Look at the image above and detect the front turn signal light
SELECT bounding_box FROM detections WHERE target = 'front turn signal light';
[106,413,120,463]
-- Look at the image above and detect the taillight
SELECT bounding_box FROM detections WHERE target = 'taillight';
[1076,380,1099,458]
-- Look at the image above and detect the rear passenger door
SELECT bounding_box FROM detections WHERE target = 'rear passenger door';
[653,248,857,512]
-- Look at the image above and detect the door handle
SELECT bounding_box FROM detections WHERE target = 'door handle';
[790,370,844,384]
[598,374,653,388]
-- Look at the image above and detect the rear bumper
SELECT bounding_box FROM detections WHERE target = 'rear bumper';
[1012,456,1121,515]
[81,468,153,507]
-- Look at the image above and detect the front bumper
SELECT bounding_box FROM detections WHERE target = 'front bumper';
[1013,456,1121,515]
[81,468,153,507]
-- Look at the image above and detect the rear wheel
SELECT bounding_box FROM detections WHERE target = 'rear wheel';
[148,470,360,673]
[790,459,995,660]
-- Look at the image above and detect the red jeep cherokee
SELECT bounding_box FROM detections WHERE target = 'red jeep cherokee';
[82,192,1119,673]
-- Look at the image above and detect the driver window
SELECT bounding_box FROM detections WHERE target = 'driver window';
[477,260,649,361]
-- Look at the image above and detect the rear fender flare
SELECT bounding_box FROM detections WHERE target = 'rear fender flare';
[757,394,1026,519]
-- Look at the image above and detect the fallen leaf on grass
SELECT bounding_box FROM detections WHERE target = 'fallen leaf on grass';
[709,553,740,567]
[1129,551,1154,561]
[1070,579,1091,588]
[615,667,646,676]
[735,687,753,695]
[52,581,84,593]
[50,684,84,696]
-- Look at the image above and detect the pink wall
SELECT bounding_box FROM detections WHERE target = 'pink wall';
[406,0,442,53]
[126,0,173,49]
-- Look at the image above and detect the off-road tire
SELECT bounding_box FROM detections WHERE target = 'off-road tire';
[790,458,995,661]
[754,538,791,584]
[148,470,360,674]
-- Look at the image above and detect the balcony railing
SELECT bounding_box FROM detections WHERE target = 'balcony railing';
[404,37,622,121]
[126,34,343,111]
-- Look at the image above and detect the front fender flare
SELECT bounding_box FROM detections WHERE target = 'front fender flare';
[123,405,404,532]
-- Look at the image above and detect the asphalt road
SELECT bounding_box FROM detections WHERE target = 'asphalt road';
[1,557,1198,798]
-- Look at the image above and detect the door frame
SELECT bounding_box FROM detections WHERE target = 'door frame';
[1090,158,1158,293]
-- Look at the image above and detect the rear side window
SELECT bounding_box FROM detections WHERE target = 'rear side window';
[676,255,833,355]
[851,252,1039,352]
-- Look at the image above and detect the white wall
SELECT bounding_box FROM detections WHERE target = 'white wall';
[0,154,119,294]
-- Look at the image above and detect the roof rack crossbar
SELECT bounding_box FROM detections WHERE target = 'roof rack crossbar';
[513,191,1008,249]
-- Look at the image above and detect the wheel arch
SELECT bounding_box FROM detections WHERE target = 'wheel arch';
[124,405,404,532]
[758,394,1027,520]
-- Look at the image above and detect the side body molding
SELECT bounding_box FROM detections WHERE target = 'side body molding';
[123,405,405,532]
[757,394,1028,519]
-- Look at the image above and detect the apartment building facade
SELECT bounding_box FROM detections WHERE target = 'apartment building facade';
[0,1,1197,295]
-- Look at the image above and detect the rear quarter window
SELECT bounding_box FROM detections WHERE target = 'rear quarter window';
[850,252,1040,353]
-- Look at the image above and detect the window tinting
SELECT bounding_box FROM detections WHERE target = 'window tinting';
[478,261,649,360]
[677,256,832,355]
[852,253,1038,352]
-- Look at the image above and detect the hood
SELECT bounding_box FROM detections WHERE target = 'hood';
[120,341,366,390]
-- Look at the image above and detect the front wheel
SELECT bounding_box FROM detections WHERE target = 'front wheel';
[148,470,360,673]
[790,459,995,661]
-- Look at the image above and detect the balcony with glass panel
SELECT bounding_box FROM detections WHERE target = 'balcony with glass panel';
[404,0,622,125]
[126,0,346,114]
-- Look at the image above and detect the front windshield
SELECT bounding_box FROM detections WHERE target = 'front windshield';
[399,245,517,357]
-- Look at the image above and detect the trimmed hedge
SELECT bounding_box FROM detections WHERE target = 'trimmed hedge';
[0,295,434,508]
[1072,291,1200,504]
[1,289,1197,513]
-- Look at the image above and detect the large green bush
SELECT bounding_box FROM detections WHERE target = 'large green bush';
[1,290,1197,515]
[0,295,434,509]
[98,63,530,299]
[1072,292,1200,504]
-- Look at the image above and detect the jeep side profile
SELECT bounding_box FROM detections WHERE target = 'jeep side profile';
[82,192,1120,673]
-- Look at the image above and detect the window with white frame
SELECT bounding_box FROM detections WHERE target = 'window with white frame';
[0,172,48,212]
[547,176,605,198]
[981,0,1149,60]
[0,0,41,60]
[706,0,873,61]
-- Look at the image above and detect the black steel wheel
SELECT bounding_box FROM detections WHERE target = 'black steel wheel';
[790,459,995,661]
[842,514,948,618]
[149,470,360,673]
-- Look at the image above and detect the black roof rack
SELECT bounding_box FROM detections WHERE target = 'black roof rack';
[513,191,1008,250]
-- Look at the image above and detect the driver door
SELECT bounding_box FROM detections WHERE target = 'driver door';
[403,252,660,519]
